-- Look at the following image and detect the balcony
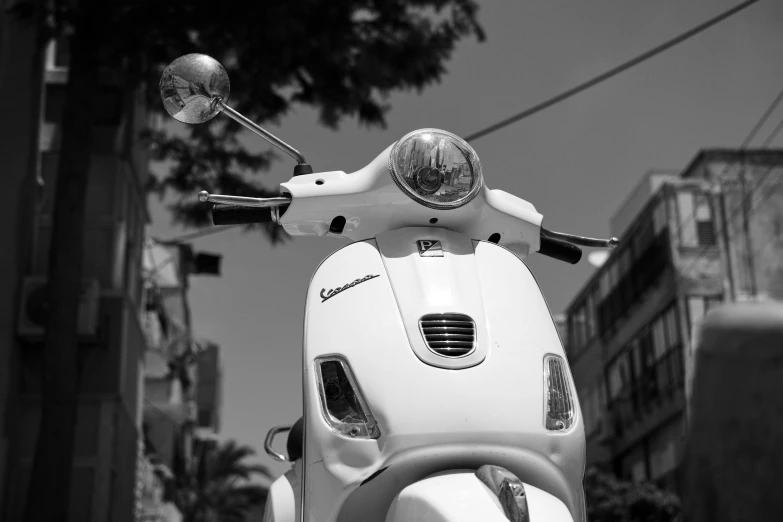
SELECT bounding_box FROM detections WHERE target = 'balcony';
[607,346,685,450]
[598,230,671,336]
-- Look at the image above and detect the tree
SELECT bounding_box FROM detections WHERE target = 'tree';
[12,1,484,521]
[584,467,681,522]
[177,439,271,522]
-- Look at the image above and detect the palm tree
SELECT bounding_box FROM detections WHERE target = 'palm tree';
[177,439,272,522]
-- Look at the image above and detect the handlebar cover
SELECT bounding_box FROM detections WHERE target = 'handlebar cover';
[539,235,583,264]
[212,204,285,225]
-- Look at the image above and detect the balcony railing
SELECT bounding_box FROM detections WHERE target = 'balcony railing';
[608,345,684,439]
[598,230,671,335]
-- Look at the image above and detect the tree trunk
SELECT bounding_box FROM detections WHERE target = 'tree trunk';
[22,8,101,522]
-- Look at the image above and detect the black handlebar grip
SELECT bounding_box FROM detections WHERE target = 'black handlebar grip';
[212,204,276,226]
[539,235,583,265]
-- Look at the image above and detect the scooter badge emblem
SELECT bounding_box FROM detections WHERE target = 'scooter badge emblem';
[417,240,443,257]
[320,274,380,303]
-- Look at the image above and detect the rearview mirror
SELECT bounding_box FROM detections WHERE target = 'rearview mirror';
[159,53,230,124]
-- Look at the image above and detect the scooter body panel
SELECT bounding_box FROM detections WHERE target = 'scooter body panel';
[384,471,510,522]
[278,146,543,257]
[385,471,573,522]
[300,227,585,522]
[264,461,301,522]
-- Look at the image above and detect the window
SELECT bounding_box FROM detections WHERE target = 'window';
[648,417,683,480]
[678,190,715,247]
[633,216,654,254]
[664,306,680,350]
[653,199,668,234]
[570,306,586,353]
[677,192,696,247]
[606,302,684,433]
[46,36,71,71]
[608,262,619,293]
[580,378,607,436]
[599,271,611,300]
[618,248,631,280]
[586,290,597,340]
[652,317,667,361]
[607,354,630,401]
[695,193,716,246]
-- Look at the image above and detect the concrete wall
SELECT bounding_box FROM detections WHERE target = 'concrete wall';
[6,292,145,522]
[8,396,138,522]
[0,25,150,520]
[0,1,46,514]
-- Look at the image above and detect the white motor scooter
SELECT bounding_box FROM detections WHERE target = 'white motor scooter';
[161,54,618,522]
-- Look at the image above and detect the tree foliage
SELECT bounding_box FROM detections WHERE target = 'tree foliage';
[584,467,681,522]
[177,439,271,522]
[11,2,483,521]
[116,0,484,235]
[14,0,484,235]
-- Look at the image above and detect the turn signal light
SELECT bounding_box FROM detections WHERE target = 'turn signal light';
[543,354,577,431]
[315,356,380,439]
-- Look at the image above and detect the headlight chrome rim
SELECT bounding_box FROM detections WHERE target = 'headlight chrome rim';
[388,128,484,210]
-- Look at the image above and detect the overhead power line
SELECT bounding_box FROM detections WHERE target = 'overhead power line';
[677,95,783,280]
[762,115,783,147]
[742,86,783,147]
[155,0,764,245]
[464,0,762,142]
[672,84,783,244]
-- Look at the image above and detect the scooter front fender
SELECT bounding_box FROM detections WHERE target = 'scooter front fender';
[385,470,573,522]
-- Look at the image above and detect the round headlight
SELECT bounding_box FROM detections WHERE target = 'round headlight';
[389,129,483,209]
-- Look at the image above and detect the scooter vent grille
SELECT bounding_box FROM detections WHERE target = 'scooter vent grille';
[419,313,476,358]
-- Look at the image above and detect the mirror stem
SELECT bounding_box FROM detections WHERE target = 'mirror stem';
[216,99,308,165]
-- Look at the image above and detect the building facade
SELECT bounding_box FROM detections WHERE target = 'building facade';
[0,1,48,512]
[565,149,783,492]
[195,342,223,436]
[140,239,224,522]
[1,31,152,522]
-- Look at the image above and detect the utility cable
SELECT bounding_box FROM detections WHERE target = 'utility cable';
[677,124,783,280]
[154,0,765,244]
[761,115,783,147]
[671,84,783,250]
[743,87,783,147]
[464,0,762,142]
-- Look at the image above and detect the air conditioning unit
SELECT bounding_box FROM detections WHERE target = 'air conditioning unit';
[17,276,100,337]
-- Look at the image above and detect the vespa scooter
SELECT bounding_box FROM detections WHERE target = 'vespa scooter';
[160,53,618,522]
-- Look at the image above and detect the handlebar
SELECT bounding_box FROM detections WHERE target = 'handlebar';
[202,191,291,226]
[538,235,583,264]
[212,204,283,225]
[537,227,619,265]
[201,191,618,265]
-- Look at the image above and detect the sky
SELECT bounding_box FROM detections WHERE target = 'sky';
[148,0,783,478]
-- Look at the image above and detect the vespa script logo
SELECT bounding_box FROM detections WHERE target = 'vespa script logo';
[417,240,444,257]
[320,274,380,303]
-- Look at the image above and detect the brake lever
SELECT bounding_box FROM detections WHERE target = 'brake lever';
[541,227,619,249]
[198,190,291,208]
